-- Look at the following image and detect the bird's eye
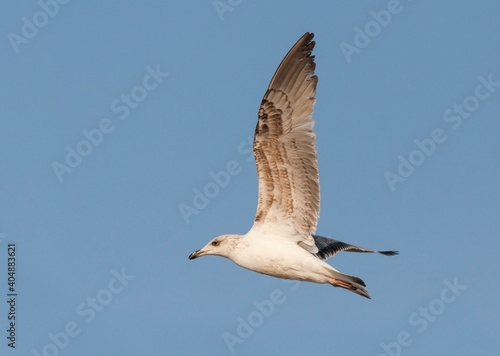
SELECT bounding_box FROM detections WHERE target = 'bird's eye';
[211,241,219,246]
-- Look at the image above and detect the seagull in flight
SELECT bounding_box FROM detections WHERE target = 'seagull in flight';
[188,33,397,299]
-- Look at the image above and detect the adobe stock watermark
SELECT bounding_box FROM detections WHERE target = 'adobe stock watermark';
[6,0,71,54]
[178,134,254,224]
[213,0,243,22]
[340,0,405,64]
[30,267,135,356]
[51,64,169,183]
[384,73,500,192]
[376,277,467,356]
[223,280,300,354]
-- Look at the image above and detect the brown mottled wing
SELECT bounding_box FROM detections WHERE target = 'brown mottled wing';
[253,33,319,249]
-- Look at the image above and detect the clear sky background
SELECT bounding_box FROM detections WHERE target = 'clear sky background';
[1,1,499,355]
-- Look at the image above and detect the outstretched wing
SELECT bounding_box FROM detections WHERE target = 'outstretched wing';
[252,33,319,250]
[313,235,399,261]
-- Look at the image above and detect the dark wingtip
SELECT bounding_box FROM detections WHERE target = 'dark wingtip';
[303,32,314,41]
[380,250,399,256]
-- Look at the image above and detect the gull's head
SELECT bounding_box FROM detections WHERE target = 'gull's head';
[188,234,241,261]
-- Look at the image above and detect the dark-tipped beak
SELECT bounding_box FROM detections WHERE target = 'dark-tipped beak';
[188,249,203,260]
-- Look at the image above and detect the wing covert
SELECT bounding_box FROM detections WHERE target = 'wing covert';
[253,33,319,243]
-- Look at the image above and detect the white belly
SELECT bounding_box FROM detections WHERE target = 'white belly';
[230,234,331,284]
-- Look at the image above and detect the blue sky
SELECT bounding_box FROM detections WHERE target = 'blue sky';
[1,1,499,355]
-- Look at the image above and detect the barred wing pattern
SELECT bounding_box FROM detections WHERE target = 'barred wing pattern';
[252,33,319,249]
[313,235,399,261]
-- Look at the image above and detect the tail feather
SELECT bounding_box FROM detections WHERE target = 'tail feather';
[349,275,366,287]
[327,270,371,299]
